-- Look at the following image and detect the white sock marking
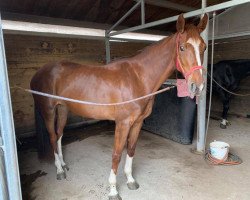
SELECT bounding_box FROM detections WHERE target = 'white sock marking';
[221,119,227,125]
[57,136,66,166]
[124,155,135,183]
[109,169,118,196]
[187,38,202,76]
[54,152,64,174]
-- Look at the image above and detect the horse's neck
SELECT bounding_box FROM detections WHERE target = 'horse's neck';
[134,34,177,93]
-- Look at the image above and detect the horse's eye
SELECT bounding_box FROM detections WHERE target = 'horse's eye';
[180,45,185,51]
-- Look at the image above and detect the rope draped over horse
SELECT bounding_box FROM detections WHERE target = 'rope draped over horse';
[30,14,208,200]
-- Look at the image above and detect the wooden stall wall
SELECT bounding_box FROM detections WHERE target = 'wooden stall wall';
[4,34,149,137]
[208,37,250,117]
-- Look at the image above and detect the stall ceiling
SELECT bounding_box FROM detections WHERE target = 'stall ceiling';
[0,0,228,33]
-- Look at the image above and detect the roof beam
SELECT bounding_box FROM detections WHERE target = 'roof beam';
[110,0,250,37]
[134,0,195,12]
[1,12,169,36]
[2,19,166,42]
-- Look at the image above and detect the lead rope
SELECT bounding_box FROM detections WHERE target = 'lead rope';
[205,151,242,165]
[11,85,176,106]
[207,73,250,96]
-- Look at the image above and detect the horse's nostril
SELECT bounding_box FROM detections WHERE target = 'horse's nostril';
[196,87,200,93]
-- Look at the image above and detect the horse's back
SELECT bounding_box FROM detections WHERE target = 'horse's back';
[31,61,78,86]
[30,61,83,108]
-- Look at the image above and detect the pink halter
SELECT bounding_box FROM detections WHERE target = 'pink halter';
[175,34,203,80]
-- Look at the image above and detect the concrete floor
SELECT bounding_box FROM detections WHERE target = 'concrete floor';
[19,116,250,200]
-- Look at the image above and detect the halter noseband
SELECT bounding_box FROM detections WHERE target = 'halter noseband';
[175,33,203,80]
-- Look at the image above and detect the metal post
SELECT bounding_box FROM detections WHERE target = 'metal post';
[141,0,145,25]
[105,31,111,64]
[0,148,8,200]
[196,0,209,153]
[107,0,142,34]
[0,13,22,200]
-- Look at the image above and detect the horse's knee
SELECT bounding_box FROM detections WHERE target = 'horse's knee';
[112,153,122,163]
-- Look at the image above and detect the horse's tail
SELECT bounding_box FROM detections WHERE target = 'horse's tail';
[34,105,51,157]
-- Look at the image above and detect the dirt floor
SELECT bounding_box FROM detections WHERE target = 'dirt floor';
[18,116,250,200]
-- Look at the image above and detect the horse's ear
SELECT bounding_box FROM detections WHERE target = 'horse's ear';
[176,14,185,33]
[197,14,208,33]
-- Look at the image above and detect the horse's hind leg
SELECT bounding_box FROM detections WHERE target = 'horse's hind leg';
[109,120,131,200]
[43,107,66,180]
[220,93,230,129]
[124,120,143,190]
[56,104,69,172]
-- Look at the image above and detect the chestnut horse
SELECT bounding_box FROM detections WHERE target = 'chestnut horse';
[30,14,208,200]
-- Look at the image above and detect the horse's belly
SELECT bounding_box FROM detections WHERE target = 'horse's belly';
[66,103,116,120]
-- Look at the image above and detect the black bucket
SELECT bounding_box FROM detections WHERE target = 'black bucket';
[143,85,196,145]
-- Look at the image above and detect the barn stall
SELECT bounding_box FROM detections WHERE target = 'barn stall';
[0,0,250,200]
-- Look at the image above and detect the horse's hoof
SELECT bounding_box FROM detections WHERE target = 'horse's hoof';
[220,123,227,129]
[127,181,140,190]
[108,194,122,200]
[57,172,66,180]
[62,165,69,171]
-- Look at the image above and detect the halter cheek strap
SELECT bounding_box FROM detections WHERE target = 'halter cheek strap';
[175,34,203,80]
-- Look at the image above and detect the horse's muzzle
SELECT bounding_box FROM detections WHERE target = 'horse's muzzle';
[188,81,204,97]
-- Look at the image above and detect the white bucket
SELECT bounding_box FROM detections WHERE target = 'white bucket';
[210,141,230,161]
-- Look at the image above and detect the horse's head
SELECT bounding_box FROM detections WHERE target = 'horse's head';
[175,14,208,97]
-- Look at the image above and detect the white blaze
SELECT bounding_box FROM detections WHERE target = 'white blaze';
[187,38,202,76]
[124,155,135,183]
[221,119,227,126]
[109,169,118,196]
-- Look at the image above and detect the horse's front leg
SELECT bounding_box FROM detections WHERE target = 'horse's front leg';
[125,120,143,190]
[109,120,131,200]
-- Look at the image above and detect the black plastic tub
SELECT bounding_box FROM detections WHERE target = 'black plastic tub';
[143,84,196,145]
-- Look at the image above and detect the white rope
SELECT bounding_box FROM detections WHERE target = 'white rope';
[207,73,250,97]
[11,85,176,106]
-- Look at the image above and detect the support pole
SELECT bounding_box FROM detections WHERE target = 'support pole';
[105,31,111,64]
[107,0,142,34]
[196,0,209,153]
[0,13,22,200]
[0,149,8,200]
[141,0,145,25]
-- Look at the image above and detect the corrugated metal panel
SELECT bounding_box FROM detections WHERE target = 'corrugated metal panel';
[209,3,250,39]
